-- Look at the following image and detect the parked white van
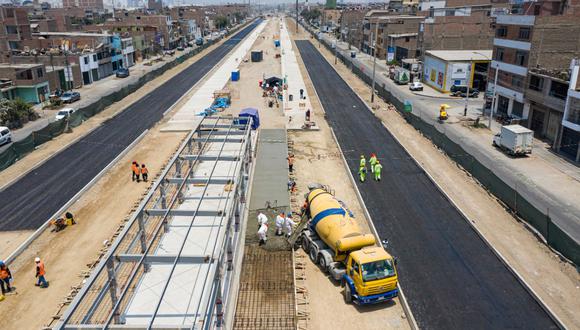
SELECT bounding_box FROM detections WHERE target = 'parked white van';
[0,126,12,145]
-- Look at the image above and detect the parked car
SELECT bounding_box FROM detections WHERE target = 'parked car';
[116,68,130,78]
[55,107,76,120]
[177,46,185,51]
[450,85,479,98]
[164,49,175,56]
[60,91,80,103]
[409,81,424,91]
[0,126,12,145]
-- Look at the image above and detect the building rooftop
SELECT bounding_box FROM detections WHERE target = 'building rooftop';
[426,50,493,62]
[0,63,43,69]
[33,31,112,37]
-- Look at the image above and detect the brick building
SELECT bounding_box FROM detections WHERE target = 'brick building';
[62,0,104,10]
[0,63,50,103]
[0,6,32,62]
[362,14,425,62]
[339,8,368,51]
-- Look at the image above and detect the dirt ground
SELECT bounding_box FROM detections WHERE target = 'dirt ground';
[224,17,286,130]
[0,34,231,256]
[287,18,410,330]
[297,19,580,328]
[0,31,248,329]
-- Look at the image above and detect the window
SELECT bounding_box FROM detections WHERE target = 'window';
[5,25,18,34]
[496,25,508,38]
[5,8,14,18]
[36,68,43,78]
[518,27,531,40]
[16,69,33,80]
[534,4,541,15]
[549,80,568,100]
[515,50,527,66]
[529,75,544,91]
[352,261,360,275]
[512,101,524,118]
[93,54,97,61]
[512,75,524,88]
[495,47,505,61]
[8,41,19,50]
[84,57,89,64]
[445,9,455,16]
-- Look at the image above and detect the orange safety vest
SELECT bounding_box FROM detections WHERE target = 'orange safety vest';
[131,164,139,174]
[36,262,46,276]
[0,267,9,280]
[141,167,148,175]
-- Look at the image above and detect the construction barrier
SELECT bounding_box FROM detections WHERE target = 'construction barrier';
[301,22,579,266]
[0,22,249,172]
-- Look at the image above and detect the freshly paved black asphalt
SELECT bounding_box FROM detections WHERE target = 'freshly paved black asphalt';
[296,40,557,329]
[0,22,260,232]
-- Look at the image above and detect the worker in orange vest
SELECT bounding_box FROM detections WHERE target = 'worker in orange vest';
[34,257,48,288]
[141,164,149,182]
[131,161,140,182]
[0,260,12,295]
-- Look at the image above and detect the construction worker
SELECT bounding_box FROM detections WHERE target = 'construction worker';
[0,261,12,295]
[131,161,140,182]
[257,212,268,229]
[305,109,311,122]
[257,223,268,246]
[369,153,378,174]
[34,257,48,288]
[64,211,76,226]
[141,164,149,182]
[374,160,383,181]
[51,217,66,232]
[359,154,366,169]
[287,154,295,173]
[284,213,296,237]
[275,212,285,236]
[359,164,367,182]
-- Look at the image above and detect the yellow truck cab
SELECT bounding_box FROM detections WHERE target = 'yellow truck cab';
[343,246,399,304]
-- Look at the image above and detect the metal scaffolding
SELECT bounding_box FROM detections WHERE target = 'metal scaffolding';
[56,116,254,330]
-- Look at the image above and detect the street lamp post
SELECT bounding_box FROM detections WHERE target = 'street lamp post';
[489,62,499,129]
[371,21,378,104]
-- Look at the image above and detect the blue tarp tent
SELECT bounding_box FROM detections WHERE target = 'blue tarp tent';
[239,108,260,130]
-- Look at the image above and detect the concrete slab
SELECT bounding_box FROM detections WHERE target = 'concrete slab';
[249,129,290,211]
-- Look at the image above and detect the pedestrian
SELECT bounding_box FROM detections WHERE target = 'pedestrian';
[141,164,149,182]
[287,154,295,173]
[369,153,378,174]
[275,212,285,236]
[305,109,311,122]
[359,154,366,169]
[0,261,12,295]
[359,164,367,182]
[284,213,296,237]
[287,179,297,192]
[34,257,48,288]
[299,88,304,99]
[257,223,268,246]
[374,160,383,181]
[131,161,140,182]
[257,212,268,229]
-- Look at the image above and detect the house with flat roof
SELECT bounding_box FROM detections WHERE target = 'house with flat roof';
[0,63,50,104]
[422,49,491,92]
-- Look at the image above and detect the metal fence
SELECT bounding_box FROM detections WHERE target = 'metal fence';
[301,22,579,266]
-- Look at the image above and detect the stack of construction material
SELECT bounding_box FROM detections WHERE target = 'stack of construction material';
[251,50,263,62]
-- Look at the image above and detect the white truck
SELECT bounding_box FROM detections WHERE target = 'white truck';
[493,125,533,156]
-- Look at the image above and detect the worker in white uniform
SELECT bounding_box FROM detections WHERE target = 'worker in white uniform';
[275,212,285,236]
[257,223,268,246]
[257,212,268,229]
[284,213,296,237]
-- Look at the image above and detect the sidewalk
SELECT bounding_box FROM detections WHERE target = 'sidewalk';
[315,28,580,262]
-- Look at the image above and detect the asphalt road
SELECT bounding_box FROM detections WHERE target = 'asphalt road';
[296,40,557,329]
[0,21,260,232]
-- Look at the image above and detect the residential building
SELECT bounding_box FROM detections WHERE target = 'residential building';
[62,0,104,10]
[339,8,368,51]
[422,49,491,92]
[362,14,425,62]
[0,6,32,61]
[0,63,50,103]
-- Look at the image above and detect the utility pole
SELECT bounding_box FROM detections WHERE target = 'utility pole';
[465,60,471,116]
[296,0,298,34]
[370,20,378,104]
[489,62,499,128]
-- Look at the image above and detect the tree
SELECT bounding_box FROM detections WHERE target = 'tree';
[0,98,38,128]
[301,8,321,22]
[214,16,229,29]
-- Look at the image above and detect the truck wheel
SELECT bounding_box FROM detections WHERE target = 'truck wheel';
[301,237,309,252]
[309,246,318,263]
[318,253,327,270]
[344,285,353,304]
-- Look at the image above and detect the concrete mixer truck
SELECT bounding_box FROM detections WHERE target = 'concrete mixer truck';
[299,185,399,305]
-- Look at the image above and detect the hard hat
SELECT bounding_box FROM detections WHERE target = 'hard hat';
[0,260,4,266]
[35,257,41,263]
[287,212,292,217]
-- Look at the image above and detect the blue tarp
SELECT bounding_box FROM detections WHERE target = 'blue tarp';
[239,108,260,129]
[199,97,231,116]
